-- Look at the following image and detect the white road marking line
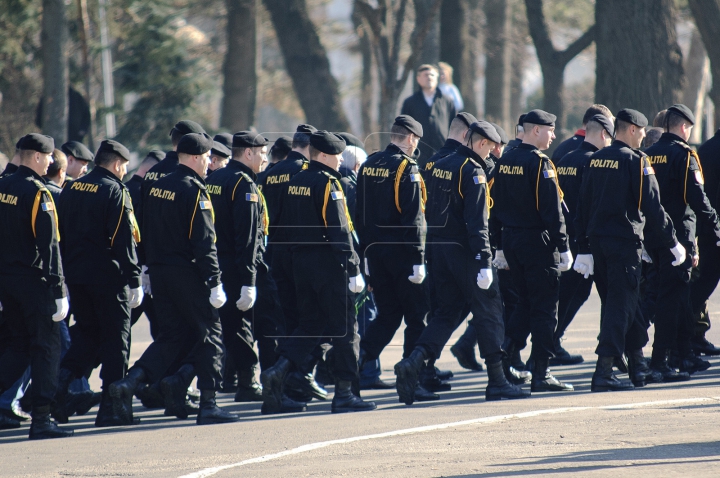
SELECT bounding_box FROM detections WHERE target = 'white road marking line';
[178,396,719,478]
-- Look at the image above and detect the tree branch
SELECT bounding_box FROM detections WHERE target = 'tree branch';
[525,0,594,68]
[559,25,595,66]
[396,0,442,90]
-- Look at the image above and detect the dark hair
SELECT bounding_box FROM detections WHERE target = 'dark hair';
[292,132,312,150]
[390,124,412,142]
[232,147,248,159]
[653,110,667,128]
[665,111,688,132]
[582,104,612,125]
[270,147,288,162]
[614,119,633,135]
[171,129,185,147]
[95,151,122,167]
[47,149,67,177]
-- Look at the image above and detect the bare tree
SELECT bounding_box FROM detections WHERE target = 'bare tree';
[484,0,512,131]
[222,0,257,132]
[352,3,375,140]
[414,0,440,70]
[263,0,349,131]
[688,0,720,128]
[524,0,594,140]
[41,0,69,142]
[439,0,480,115]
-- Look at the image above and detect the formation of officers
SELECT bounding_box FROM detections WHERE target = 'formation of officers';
[0,98,719,440]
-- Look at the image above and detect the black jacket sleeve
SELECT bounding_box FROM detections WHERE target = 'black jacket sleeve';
[324,177,360,277]
[684,150,720,236]
[35,188,65,299]
[188,187,222,287]
[232,178,260,287]
[398,161,426,264]
[537,157,569,252]
[461,163,492,269]
[634,154,677,249]
[107,186,142,289]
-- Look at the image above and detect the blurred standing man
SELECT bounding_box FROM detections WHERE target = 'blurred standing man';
[492,110,575,393]
[401,64,456,168]
[54,140,143,426]
[0,134,72,439]
[60,141,94,184]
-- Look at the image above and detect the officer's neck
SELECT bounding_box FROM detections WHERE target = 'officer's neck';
[457,144,482,161]
[389,141,412,156]
[662,131,688,144]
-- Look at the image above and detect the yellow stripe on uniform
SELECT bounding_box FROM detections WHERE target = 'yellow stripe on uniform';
[458,158,471,199]
[535,158,542,210]
[333,178,355,232]
[189,189,201,238]
[394,159,409,213]
[259,190,270,236]
[231,176,244,201]
[110,198,125,247]
[321,179,331,228]
[638,156,644,210]
[31,190,42,238]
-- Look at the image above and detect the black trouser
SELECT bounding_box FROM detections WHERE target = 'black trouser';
[270,244,299,336]
[135,265,223,390]
[648,242,694,356]
[556,241,593,345]
[218,257,282,373]
[62,283,130,389]
[276,246,359,382]
[416,243,504,362]
[690,234,720,336]
[130,294,159,339]
[591,237,642,357]
[498,269,519,326]
[361,244,428,361]
[503,227,560,360]
[0,275,61,408]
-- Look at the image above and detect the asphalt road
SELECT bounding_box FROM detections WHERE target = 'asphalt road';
[1,287,719,478]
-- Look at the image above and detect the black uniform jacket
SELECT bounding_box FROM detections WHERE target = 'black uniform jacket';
[556,141,598,239]
[491,143,569,253]
[574,140,677,254]
[59,166,141,288]
[355,143,426,264]
[0,166,64,298]
[277,160,360,277]
[421,138,461,180]
[551,132,584,162]
[643,133,720,249]
[143,164,221,288]
[425,145,493,269]
[207,160,268,287]
[259,151,308,244]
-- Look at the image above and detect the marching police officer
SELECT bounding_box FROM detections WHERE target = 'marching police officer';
[355,115,432,400]
[421,112,478,178]
[643,104,720,377]
[110,133,238,426]
[492,109,574,393]
[574,108,686,390]
[54,140,144,426]
[260,131,376,415]
[0,133,73,439]
[395,121,529,405]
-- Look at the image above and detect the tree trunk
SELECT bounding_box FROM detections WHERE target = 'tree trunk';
[414,0,440,69]
[484,0,512,132]
[41,0,69,142]
[222,0,257,132]
[688,0,720,129]
[595,0,683,121]
[440,0,478,115]
[263,0,350,131]
[682,28,709,143]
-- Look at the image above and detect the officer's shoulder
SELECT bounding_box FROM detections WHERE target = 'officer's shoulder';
[532,149,551,161]
[29,177,49,192]
[188,176,207,191]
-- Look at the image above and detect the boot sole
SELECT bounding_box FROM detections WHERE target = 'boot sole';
[450,348,484,372]
[108,383,134,425]
[331,404,377,413]
[285,376,328,401]
[160,379,189,419]
[95,417,141,427]
[29,431,74,440]
[485,393,530,401]
[590,384,634,392]
[394,362,418,405]
[196,416,241,425]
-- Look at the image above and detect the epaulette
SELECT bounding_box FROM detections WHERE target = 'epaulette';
[465,157,482,168]
[532,150,550,161]
[676,141,693,151]
[189,177,207,191]
[320,170,335,179]
[31,178,48,192]
[238,171,253,184]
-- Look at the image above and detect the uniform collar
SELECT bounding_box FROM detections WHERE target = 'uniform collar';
[518,142,541,151]
[439,138,462,153]
[129,174,143,183]
[227,159,258,182]
[2,163,18,175]
[659,132,688,145]
[176,163,206,182]
[455,144,483,163]
[612,140,631,149]
[17,165,45,181]
[164,151,179,163]
[90,165,122,183]
[574,129,586,137]
[308,160,341,179]
[580,141,599,152]
[385,143,408,156]
[285,151,308,162]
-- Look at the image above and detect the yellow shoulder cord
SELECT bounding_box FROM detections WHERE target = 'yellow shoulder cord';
[31,191,61,240]
[549,160,565,202]
[394,159,409,213]
[110,194,126,247]
[535,158,542,210]
[333,178,355,232]
[321,179,331,228]
[458,158,471,199]
[638,156,644,211]
[259,189,270,236]
[486,178,494,216]
[685,150,705,204]
[231,176,244,201]
[189,189,201,239]
[419,174,427,213]
[302,161,309,170]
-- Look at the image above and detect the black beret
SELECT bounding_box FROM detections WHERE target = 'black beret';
[233,131,269,148]
[666,104,695,125]
[455,112,479,128]
[177,133,214,155]
[61,141,94,161]
[96,140,131,162]
[146,150,166,162]
[17,133,54,154]
[213,133,233,150]
[337,132,364,149]
[169,120,205,137]
[393,114,423,138]
[588,114,614,137]
[310,131,346,155]
[469,121,502,144]
[517,114,527,126]
[523,109,556,127]
[270,136,293,156]
[296,124,317,135]
[488,122,509,145]
[211,141,231,158]
[615,108,648,128]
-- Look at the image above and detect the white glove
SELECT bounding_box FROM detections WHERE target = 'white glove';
[641,247,652,263]
[476,268,493,290]
[141,265,152,295]
[715,229,720,246]
[349,274,365,293]
[128,287,144,309]
[52,297,69,322]
[408,264,426,284]
[364,257,370,276]
[573,254,594,279]
[209,284,227,308]
[559,250,574,272]
[236,286,257,311]
[493,250,509,270]
[670,242,686,267]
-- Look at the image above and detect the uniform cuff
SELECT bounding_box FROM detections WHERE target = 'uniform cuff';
[128,277,142,290]
[50,285,65,300]
[206,275,221,289]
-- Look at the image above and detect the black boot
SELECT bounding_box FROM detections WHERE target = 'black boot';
[613,355,629,374]
[95,390,139,427]
[626,349,662,387]
[451,326,483,371]
[160,364,196,419]
[196,391,240,425]
[29,406,74,440]
[510,348,525,371]
[677,352,711,375]
[51,368,76,424]
[650,350,691,382]
[502,338,532,385]
[279,394,307,413]
[75,391,101,416]
[420,364,451,392]
[394,347,427,405]
[691,335,720,356]
[531,357,574,392]
[0,414,20,430]
[485,361,530,401]
[260,356,291,415]
[591,356,634,392]
[434,367,454,381]
[549,338,584,366]
[414,384,439,401]
[234,367,263,402]
[331,380,376,413]
[136,382,164,409]
[285,371,328,400]
[109,366,146,425]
